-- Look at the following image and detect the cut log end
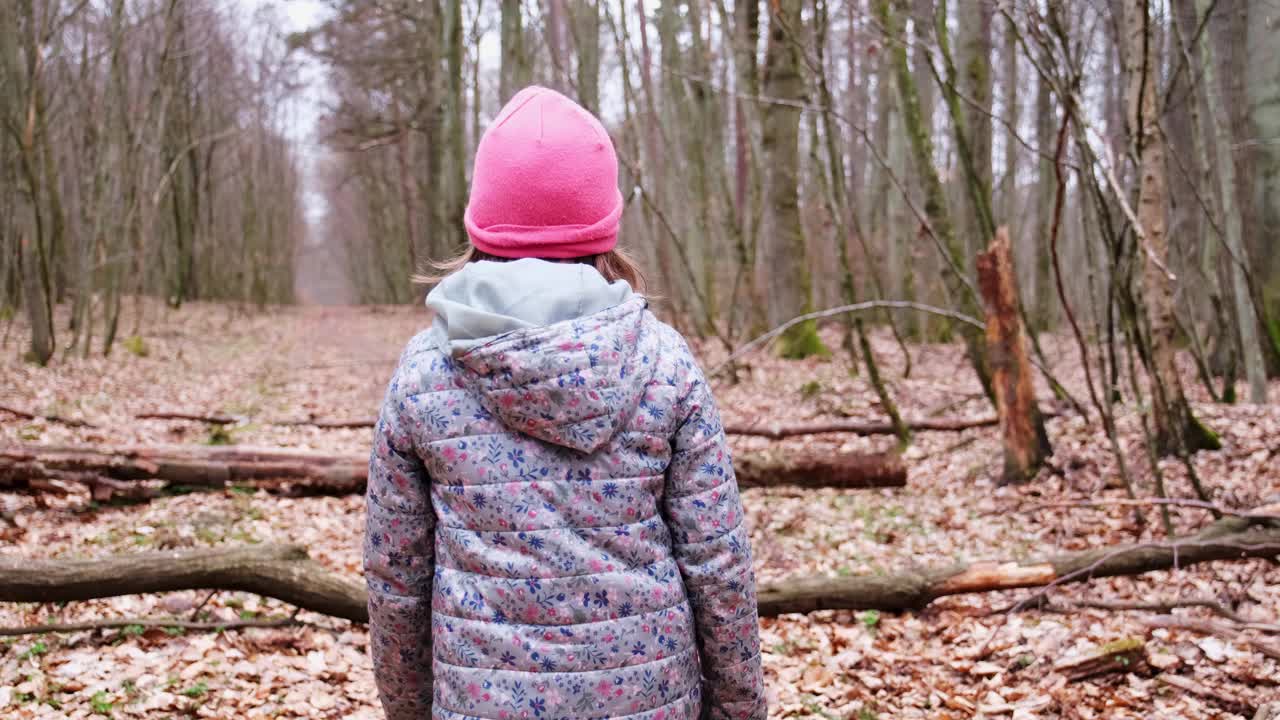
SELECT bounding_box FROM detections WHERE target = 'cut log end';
[1053,637,1147,681]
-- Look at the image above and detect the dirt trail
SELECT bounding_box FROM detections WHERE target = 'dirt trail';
[292,235,357,306]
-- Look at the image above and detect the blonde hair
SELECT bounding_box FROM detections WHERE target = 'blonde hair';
[414,245,647,293]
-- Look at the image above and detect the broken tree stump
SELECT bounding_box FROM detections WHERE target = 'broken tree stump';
[976,227,1052,485]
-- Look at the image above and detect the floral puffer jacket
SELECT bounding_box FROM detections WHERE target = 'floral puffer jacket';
[364,296,766,720]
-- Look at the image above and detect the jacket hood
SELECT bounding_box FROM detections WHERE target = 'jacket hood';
[425,260,649,453]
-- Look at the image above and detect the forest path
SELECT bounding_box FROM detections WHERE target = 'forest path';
[293,235,358,306]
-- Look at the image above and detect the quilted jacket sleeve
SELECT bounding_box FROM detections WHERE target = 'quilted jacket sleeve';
[364,371,435,719]
[663,362,767,720]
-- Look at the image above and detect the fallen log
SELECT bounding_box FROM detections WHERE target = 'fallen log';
[733,449,905,489]
[1,518,1275,631]
[122,410,1007,438]
[0,544,367,622]
[0,444,367,495]
[0,442,906,496]
[755,515,1280,615]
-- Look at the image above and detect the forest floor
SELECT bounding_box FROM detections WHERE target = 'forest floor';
[2,299,1278,719]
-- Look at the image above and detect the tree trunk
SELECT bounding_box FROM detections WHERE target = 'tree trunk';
[1000,16,1018,227]
[1032,49,1056,330]
[1220,0,1280,378]
[545,0,571,92]
[1197,0,1268,403]
[976,227,1052,484]
[1247,0,1280,374]
[957,0,994,262]
[573,0,600,113]
[878,0,992,396]
[499,0,530,101]
[760,0,826,358]
[0,443,908,496]
[445,0,467,253]
[1124,0,1220,455]
[812,0,909,444]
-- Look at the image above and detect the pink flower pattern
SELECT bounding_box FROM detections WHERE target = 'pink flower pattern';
[365,298,765,720]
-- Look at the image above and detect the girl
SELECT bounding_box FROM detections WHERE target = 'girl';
[364,86,766,720]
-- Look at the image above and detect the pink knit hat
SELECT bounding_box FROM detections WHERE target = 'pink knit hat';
[464,87,624,259]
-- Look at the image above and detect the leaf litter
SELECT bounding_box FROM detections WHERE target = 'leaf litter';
[2,300,1277,718]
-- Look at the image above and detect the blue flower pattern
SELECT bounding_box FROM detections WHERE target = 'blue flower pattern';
[365,298,765,720]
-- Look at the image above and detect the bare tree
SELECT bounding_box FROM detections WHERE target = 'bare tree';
[760,0,826,357]
[1123,0,1219,454]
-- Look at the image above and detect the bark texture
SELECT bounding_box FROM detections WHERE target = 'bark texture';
[1124,0,1218,455]
[1052,638,1147,681]
[976,227,1052,484]
[4,518,1274,623]
[0,544,368,623]
[877,0,992,396]
[756,515,1280,614]
[0,442,908,495]
[759,0,826,358]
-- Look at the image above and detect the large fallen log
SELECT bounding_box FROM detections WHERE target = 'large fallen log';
[754,515,1280,615]
[0,544,368,622]
[1,517,1275,628]
[0,442,906,495]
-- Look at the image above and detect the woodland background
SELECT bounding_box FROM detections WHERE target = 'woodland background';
[2,0,1280,718]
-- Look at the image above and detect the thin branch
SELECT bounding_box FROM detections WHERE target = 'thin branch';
[1144,614,1280,662]
[0,616,306,638]
[0,404,96,428]
[659,65,983,308]
[1013,498,1279,522]
[1073,598,1280,634]
[709,301,984,377]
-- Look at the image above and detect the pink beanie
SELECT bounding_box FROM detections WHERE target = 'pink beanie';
[464,86,624,259]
